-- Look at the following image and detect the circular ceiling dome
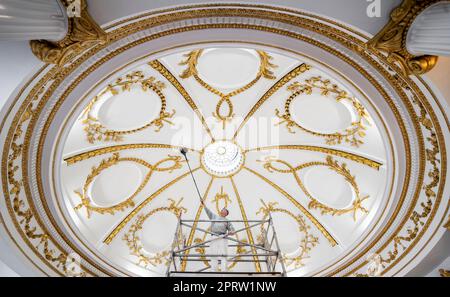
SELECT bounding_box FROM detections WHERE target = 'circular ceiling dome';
[201,141,244,177]
[0,5,447,277]
[56,46,391,276]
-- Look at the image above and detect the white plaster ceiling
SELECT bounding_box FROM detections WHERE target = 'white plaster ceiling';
[59,47,390,276]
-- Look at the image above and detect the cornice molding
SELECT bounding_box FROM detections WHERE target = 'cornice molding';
[30,0,107,66]
[367,0,440,75]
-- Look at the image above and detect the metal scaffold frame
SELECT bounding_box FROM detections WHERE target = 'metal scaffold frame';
[166,214,287,277]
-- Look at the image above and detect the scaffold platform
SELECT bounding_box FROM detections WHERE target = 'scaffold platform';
[166,215,287,277]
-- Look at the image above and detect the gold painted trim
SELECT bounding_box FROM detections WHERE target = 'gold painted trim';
[81,71,174,143]
[277,76,369,147]
[103,168,200,244]
[256,200,319,268]
[1,5,444,276]
[246,145,383,170]
[440,269,450,277]
[30,0,107,66]
[52,41,394,277]
[148,60,216,141]
[73,153,184,218]
[179,49,278,128]
[243,166,338,246]
[367,0,440,75]
[180,176,215,272]
[230,176,262,272]
[233,63,311,139]
[64,143,198,165]
[258,156,370,221]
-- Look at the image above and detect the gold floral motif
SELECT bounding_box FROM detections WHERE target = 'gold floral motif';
[104,168,200,245]
[123,198,186,268]
[5,83,88,276]
[179,49,277,128]
[1,5,445,277]
[246,145,382,170]
[233,63,311,139]
[276,76,369,147]
[180,177,215,271]
[379,128,440,268]
[444,215,450,230]
[230,177,262,272]
[148,60,215,141]
[212,186,232,213]
[74,153,184,218]
[30,0,107,67]
[257,200,319,268]
[82,71,174,143]
[259,156,369,221]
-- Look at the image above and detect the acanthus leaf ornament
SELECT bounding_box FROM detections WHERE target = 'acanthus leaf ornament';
[81,71,175,143]
[276,76,369,147]
[367,0,439,75]
[179,49,278,128]
[259,155,370,221]
[30,0,108,67]
[123,198,186,268]
[256,200,319,268]
[73,153,184,218]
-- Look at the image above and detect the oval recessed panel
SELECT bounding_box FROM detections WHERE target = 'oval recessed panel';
[97,86,162,131]
[89,162,141,207]
[140,212,178,253]
[271,212,301,254]
[197,48,260,89]
[290,94,352,134]
[304,166,353,209]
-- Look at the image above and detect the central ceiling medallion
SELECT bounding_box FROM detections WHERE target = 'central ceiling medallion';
[201,141,244,177]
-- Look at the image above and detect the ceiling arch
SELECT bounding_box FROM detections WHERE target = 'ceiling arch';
[0,4,448,277]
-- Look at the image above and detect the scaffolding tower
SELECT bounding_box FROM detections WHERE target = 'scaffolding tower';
[166,214,287,277]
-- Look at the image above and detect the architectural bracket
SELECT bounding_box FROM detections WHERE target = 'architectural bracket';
[367,0,439,76]
[30,0,107,66]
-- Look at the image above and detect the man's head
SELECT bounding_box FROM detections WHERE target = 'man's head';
[220,208,229,217]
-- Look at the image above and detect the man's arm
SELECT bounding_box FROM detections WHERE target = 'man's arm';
[204,205,214,219]
[227,222,235,234]
[199,198,215,219]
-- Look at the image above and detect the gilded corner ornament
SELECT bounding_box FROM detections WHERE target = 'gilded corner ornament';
[30,0,107,66]
[367,0,439,75]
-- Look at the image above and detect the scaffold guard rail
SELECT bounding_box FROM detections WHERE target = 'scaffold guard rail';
[166,214,287,277]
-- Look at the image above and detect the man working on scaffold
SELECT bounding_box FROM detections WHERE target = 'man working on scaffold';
[199,198,235,272]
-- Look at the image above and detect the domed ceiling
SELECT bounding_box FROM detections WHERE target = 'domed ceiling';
[0,4,447,277]
[60,47,390,276]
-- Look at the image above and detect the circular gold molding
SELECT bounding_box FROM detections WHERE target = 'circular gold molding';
[0,4,447,277]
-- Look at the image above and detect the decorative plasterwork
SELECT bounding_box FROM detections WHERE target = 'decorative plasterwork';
[81,71,174,143]
[367,0,440,75]
[0,4,447,277]
[276,76,369,147]
[179,49,278,128]
[30,0,107,66]
[73,153,184,217]
[257,200,319,268]
[258,156,370,221]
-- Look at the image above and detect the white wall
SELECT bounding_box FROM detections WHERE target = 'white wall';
[0,41,41,110]
[87,0,401,35]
